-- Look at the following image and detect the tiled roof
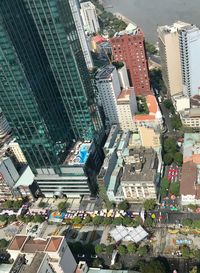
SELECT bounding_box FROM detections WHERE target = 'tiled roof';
[134,114,155,121]
[22,238,49,253]
[180,161,198,196]
[45,237,62,252]
[146,95,158,114]
[8,235,27,251]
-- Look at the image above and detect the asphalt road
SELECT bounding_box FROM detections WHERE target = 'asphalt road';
[152,211,200,225]
[159,101,173,133]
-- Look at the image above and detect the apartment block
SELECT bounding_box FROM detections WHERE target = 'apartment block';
[158,21,200,97]
[110,23,151,96]
[80,1,100,34]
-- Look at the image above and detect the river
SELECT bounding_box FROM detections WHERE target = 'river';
[102,0,200,42]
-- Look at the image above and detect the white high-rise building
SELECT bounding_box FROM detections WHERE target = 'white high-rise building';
[96,65,121,126]
[69,0,93,70]
[80,1,100,34]
[158,21,200,98]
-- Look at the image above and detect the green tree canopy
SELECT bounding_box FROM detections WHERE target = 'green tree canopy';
[143,199,156,211]
[103,217,112,225]
[57,202,69,212]
[182,218,193,227]
[163,153,173,165]
[174,152,183,166]
[127,243,137,253]
[33,215,45,223]
[93,216,104,226]
[140,260,167,273]
[137,245,148,256]
[123,216,132,226]
[38,202,46,208]
[181,245,190,258]
[0,239,9,249]
[95,244,105,254]
[112,217,123,226]
[144,217,154,227]
[118,245,127,255]
[189,266,198,273]
[169,182,180,196]
[106,244,114,255]
[160,178,170,196]
[145,42,157,54]
[73,216,82,225]
[82,215,92,225]
[118,200,129,211]
[164,137,177,154]
[171,115,182,130]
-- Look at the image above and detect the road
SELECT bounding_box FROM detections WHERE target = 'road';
[159,100,173,133]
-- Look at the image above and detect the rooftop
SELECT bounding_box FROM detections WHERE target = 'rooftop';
[183,133,200,161]
[64,141,91,165]
[180,161,200,197]
[22,238,48,253]
[110,225,148,243]
[46,237,62,252]
[117,87,133,100]
[96,65,115,80]
[113,23,141,37]
[9,235,27,251]
[80,1,95,9]
[121,148,157,182]
[19,252,46,273]
[191,95,200,107]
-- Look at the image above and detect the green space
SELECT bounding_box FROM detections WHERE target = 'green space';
[145,42,157,55]
[160,177,180,197]
[149,68,166,94]
[136,97,149,114]
[91,0,127,37]
[163,136,183,166]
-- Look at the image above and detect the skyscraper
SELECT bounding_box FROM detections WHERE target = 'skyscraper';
[0,0,103,196]
[158,21,200,97]
[110,23,151,96]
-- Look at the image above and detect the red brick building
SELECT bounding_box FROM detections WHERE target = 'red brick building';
[110,24,151,96]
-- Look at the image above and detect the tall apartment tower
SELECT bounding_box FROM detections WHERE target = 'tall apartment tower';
[80,1,100,34]
[0,0,103,196]
[69,0,94,70]
[158,21,200,97]
[96,65,121,126]
[110,23,151,96]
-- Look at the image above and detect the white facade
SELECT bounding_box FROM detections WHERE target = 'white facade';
[80,1,100,34]
[96,65,121,126]
[172,93,190,112]
[179,24,200,97]
[69,0,93,70]
[117,64,130,88]
[117,87,137,131]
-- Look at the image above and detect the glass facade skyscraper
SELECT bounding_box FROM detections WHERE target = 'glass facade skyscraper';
[0,0,103,176]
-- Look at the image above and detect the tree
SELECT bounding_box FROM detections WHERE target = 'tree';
[182,218,193,227]
[192,220,200,229]
[82,215,91,225]
[190,266,198,273]
[7,215,16,224]
[118,200,129,211]
[127,243,137,254]
[58,202,68,212]
[0,239,9,249]
[103,217,112,225]
[33,215,45,223]
[174,152,183,166]
[13,200,23,210]
[143,199,156,211]
[112,217,123,226]
[163,137,177,154]
[181,245,190,258]
[38,202,46,208]
[106,244,114,255]
[93,216,104,226]
[134,216,143,226]
[3,200,13,209]
[145,42,157,54]
[0,215,8,223]
[137,245,148,256]
[140,260,167,273]
[169,182,180,196]
[160,178,170,196]
[73,216,82,225]
[163,153,173,165]
[95,244,104,254]
[144,217,154,227]
[171,115,182,130]
[118,245,127,255]
[122,216,132,226]
[163,99,174,113]
[187,204,198,211]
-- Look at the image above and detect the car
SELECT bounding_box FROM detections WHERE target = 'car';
[91,255,97,259]
[77,254,85,258]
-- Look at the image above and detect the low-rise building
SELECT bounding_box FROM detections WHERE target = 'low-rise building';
[121,148,158,202]
[180,108,200,129]
[172,93,190,112]
[180,161,200,205]
[7,235,77,273]
[133,95,163,131]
